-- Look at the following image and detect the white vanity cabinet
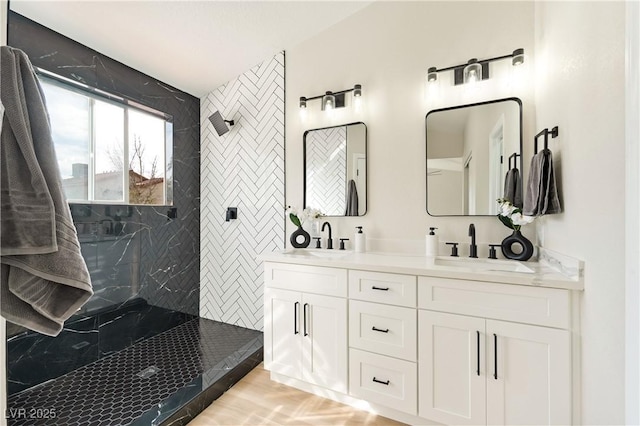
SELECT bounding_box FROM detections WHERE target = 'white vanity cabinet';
[418,276,572,425]
[263,263,348,394]
[260,252,581,426]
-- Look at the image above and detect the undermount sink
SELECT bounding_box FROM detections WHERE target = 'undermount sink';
[433,256,535,274]
[286,249,353,259]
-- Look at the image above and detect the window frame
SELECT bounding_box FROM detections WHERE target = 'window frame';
[37,68,174,206]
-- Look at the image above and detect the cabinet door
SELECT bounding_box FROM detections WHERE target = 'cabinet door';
[486,320,571,425]
[419,310,487,425]
[264,288,302,379]
[302,292,348,393]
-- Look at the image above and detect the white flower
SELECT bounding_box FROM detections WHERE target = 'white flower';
[511,212,535,226]
[286,206,324,227]
[496,198,535,231]
[305,207,323,220]
[499,201,517,217]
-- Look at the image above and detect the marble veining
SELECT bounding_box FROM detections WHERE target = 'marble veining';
[7,302,195,394]
[538,247,584,281]
[6,9,201,398]
[6,318,263,426]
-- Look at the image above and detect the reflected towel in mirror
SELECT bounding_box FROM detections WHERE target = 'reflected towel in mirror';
[345,179,359,216]
[503,167,523,208]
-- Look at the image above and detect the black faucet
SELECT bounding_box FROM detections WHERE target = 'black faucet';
[468,223,478,258]
[321,221,333,249]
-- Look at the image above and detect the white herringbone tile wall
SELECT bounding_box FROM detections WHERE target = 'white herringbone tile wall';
[200,52,285,330]
[306,126,347,215]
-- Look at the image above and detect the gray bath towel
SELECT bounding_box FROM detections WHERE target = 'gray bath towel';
[503,167,523,208]
[344,179,359,216]
[523,149,561,216]
[1,46,93,336]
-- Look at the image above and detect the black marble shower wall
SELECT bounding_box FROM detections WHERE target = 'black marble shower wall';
[5,12,200,392]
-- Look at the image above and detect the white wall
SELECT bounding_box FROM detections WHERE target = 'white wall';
[533,2,625,423]
[626,2,640,423]
[286,1,535,256]
[287,0,628,422]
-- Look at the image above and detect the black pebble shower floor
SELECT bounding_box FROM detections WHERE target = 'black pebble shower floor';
[6,318,263,426]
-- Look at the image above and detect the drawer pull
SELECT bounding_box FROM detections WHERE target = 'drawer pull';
[372,377,390,385]
[494,333,498,380]
[371,286,390,291]
[372,326,389,333]
[476,330,480,376]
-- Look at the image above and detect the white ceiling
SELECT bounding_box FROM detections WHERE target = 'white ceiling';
[10,0,372,97]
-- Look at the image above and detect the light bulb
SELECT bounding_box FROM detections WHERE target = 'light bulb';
[354,95,362,112]
[427,67,438,82]
[512,48,525,66]
[322,91,335,111]
[463,59,482,85]
[467,69,478,84]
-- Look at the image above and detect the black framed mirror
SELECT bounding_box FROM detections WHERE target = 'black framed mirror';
[426,97,523,216]
[304,122,367,216]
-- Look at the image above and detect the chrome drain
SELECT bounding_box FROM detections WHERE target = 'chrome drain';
[136,366,160,379]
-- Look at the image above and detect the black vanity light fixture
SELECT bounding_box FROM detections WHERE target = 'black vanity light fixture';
[427,48,525,86]
[299,84,362,112]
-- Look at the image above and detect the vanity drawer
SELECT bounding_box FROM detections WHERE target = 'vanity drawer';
[264,262,347,297]
[349,270,416,307]
[418,276,570,328]
[349,348,417,416]
[349,300,416,361]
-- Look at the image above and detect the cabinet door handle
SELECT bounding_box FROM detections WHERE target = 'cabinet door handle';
[371,286,389,291]
[294,302,299,335]
[494,333,498,380]
[303,303,309,337]
[476,330,481,376]
[372,377,390,385]
[372,326,389,333]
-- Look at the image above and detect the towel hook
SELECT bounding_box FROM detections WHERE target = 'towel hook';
[534,126,559,154]
[508,153,520,170]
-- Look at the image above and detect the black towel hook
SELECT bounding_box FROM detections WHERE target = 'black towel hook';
[534,126,559,154]
[508,153,520,170]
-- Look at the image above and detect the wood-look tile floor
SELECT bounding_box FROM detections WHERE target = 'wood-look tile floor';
[188,364,406,425]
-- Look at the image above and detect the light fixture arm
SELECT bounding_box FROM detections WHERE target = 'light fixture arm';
[304,88,352,102]
[432,52,516,74]
[300,84,362,110]
[427,48,524,86]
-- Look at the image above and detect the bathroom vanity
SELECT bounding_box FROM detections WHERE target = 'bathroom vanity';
[260,249,583,425]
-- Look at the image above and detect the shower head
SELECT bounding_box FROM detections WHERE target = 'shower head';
[208,110,234,136]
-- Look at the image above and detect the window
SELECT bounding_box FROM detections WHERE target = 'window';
[39,75,173,205]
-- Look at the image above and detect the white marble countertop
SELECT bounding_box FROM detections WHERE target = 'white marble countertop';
[258,248,584,291]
